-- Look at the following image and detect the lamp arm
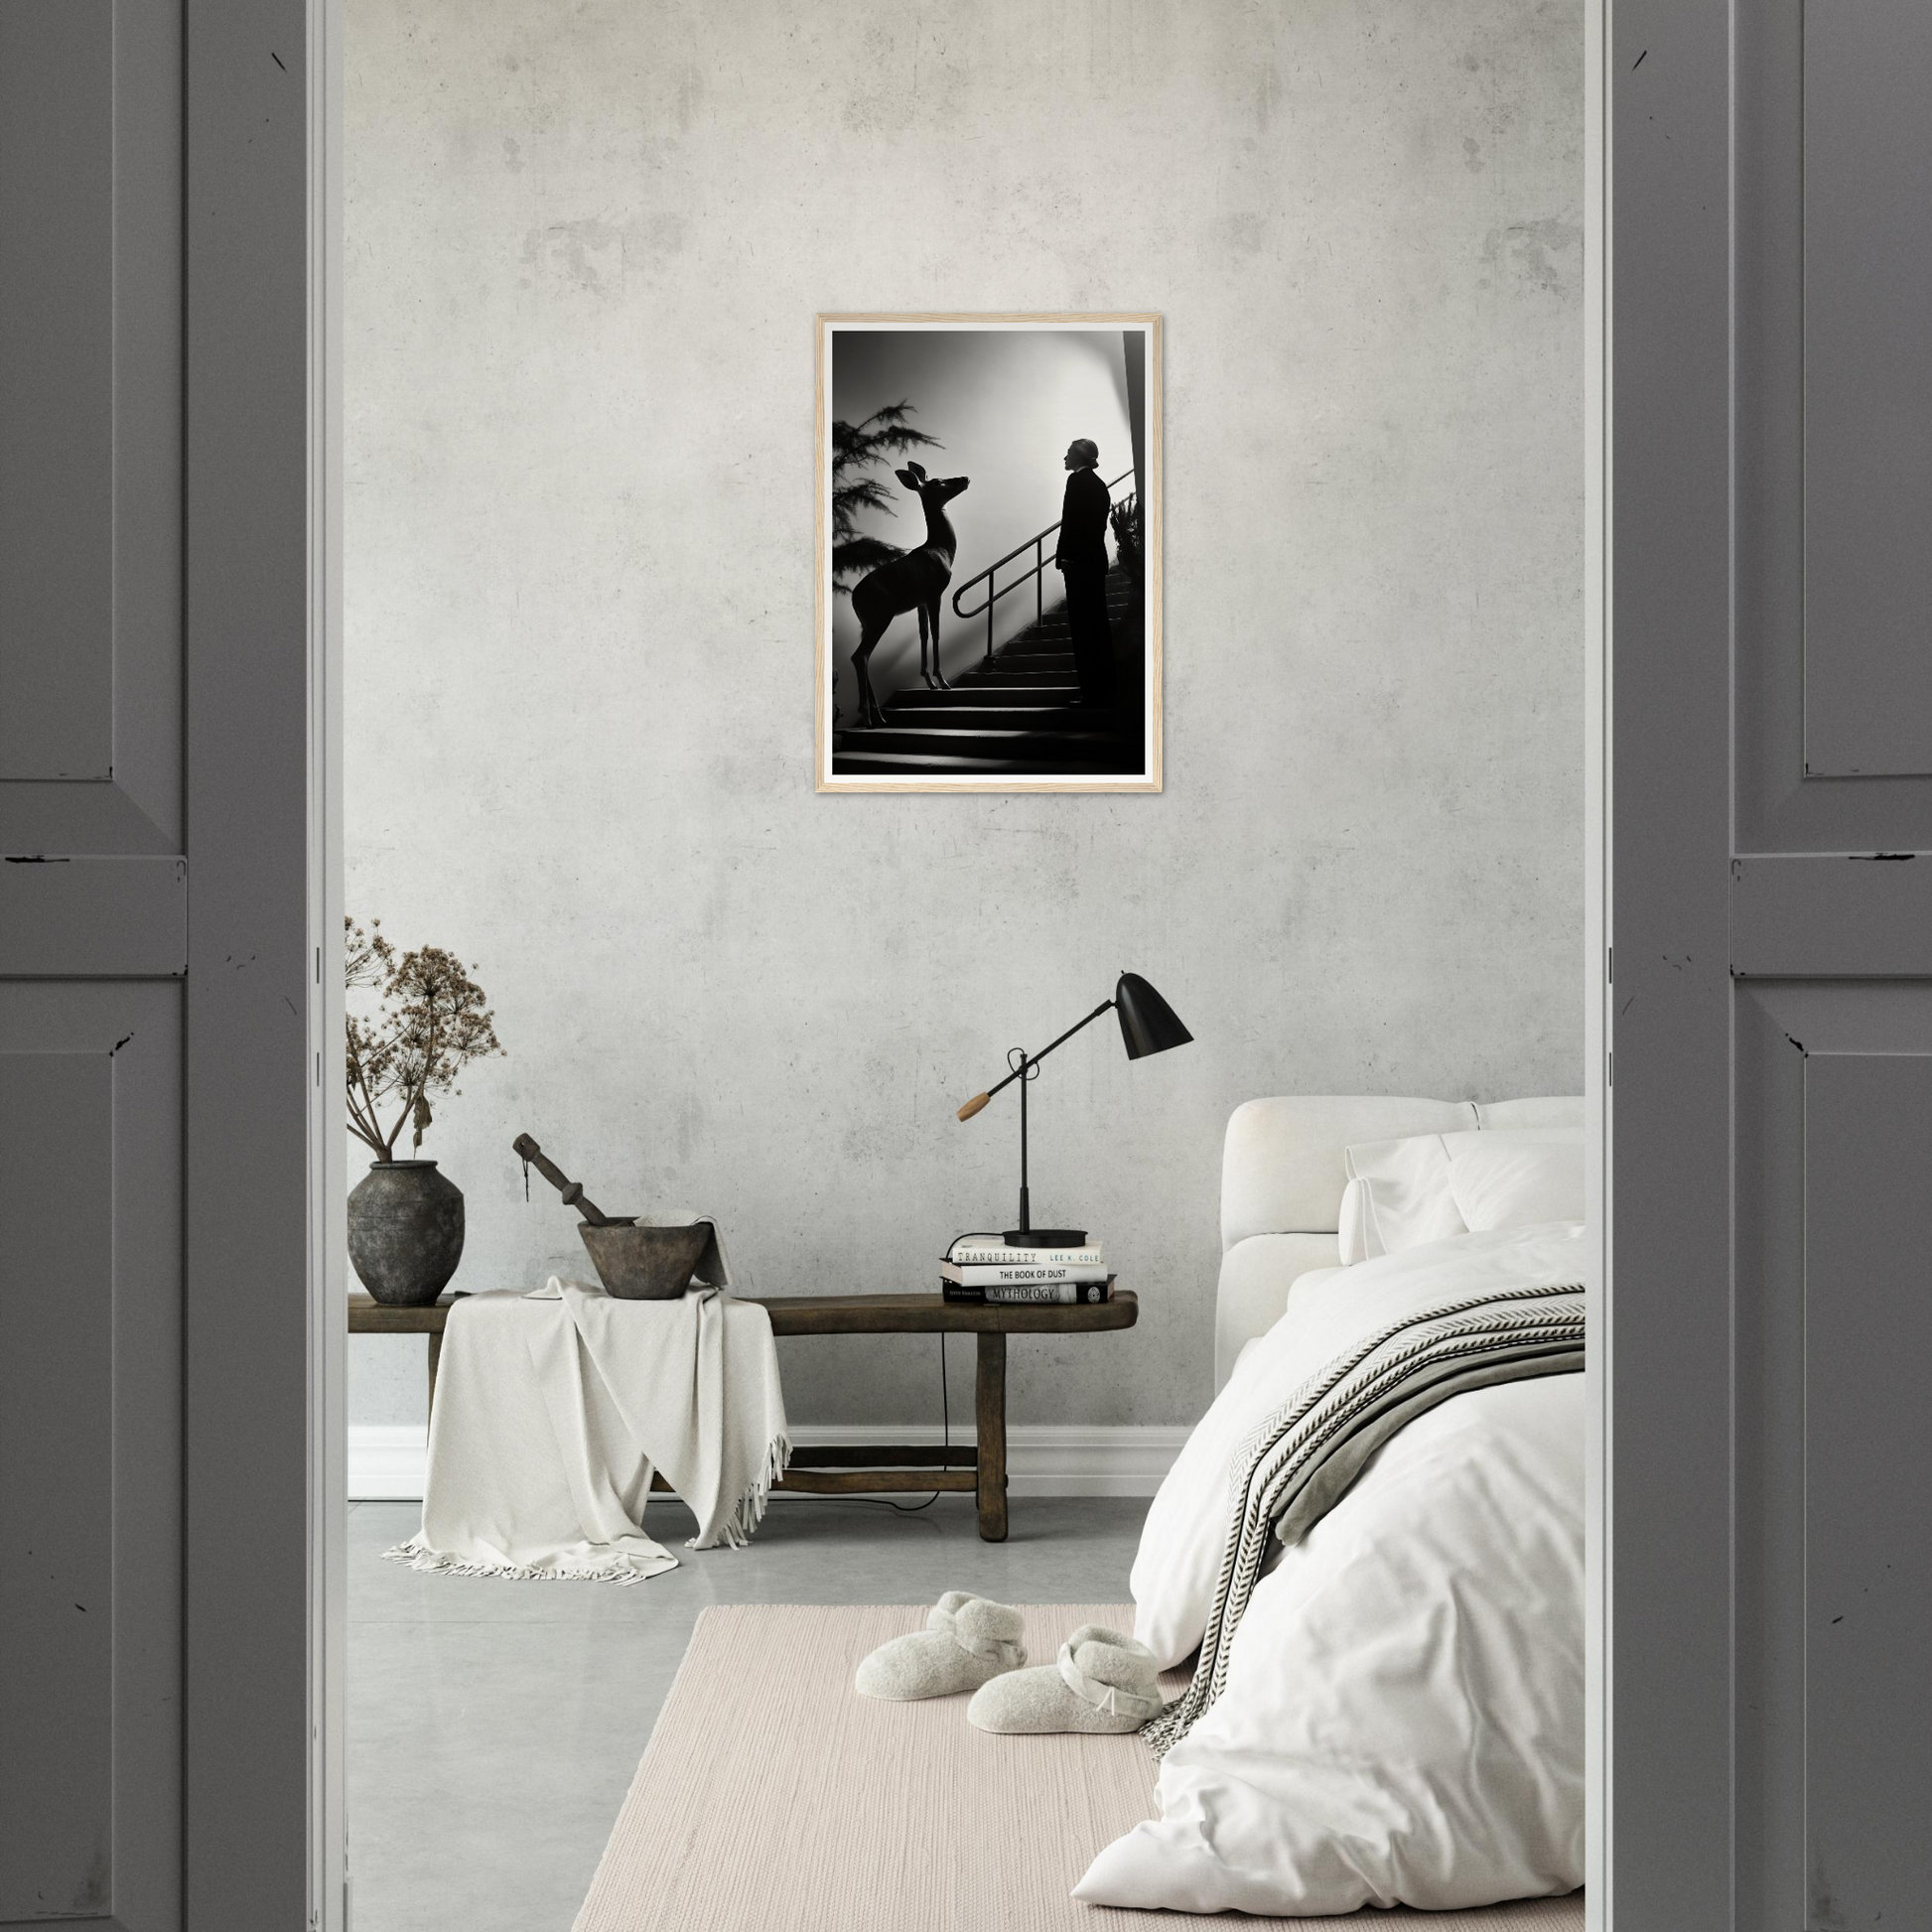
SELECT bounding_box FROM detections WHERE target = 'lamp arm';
[956,999,1115,1121]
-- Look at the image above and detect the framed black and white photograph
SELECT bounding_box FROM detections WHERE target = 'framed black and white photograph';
[815,315,1161,792]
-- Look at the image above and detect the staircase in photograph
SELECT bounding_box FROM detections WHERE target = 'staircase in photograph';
[833,567,1141,777]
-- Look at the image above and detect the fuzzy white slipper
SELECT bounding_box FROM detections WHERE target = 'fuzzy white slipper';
[966,1623,1163,1734]
[854,1591,1028,1702]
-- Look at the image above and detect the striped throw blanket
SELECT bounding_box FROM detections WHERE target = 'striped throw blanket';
[1142,1282,1586,1757]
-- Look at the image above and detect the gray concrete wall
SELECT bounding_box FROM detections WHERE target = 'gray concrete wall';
[345,0,1584,1431]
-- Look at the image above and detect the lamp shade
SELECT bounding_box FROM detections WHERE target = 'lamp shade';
[1114,973,1193,1059]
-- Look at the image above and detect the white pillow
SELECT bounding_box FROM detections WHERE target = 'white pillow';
[1338,1127,1585,1264]
[1441,1127,1583,1231]
[1336,1177,1374,1266]
[1340,1133,1464,1260]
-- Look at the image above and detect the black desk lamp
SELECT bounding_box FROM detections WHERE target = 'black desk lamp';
[956,972,1193,1246]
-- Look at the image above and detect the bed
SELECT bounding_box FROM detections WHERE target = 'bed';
[1077,1093,1587,1918]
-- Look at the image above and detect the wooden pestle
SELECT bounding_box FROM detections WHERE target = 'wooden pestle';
[511,1133,627,1227]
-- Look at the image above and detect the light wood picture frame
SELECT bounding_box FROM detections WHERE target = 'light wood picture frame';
[815,314,1162,793]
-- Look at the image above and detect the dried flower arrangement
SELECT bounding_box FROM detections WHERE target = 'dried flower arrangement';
[345,917,503,1161]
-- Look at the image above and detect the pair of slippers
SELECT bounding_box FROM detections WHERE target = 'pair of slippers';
[854,1590,1165,1734]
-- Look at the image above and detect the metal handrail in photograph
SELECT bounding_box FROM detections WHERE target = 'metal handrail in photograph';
[949,468,1135,668]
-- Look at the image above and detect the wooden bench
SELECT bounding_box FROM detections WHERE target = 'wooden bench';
[348,1288,1139,1542]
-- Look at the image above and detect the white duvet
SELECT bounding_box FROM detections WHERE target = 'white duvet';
[1077,1223,1585,1917]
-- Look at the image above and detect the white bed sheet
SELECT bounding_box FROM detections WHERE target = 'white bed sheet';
[1081,1223,1586,1916]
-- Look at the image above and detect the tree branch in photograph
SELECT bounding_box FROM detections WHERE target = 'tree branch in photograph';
[829,401,941,596]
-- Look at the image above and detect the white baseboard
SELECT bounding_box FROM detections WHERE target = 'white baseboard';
[345,1426,435,1501]
[346,1421,1186,1503]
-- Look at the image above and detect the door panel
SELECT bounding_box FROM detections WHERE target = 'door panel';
[1731,855,1932,977]
[1735,0,1932,849]
[3,0,328,1921]
[1,2,192,1925]
[0,0,182,855]
[0,1052,113,1920]
[1733,984,1932,1928]
[0,987,183,1931]
[0,0,114,781]
[1619,0,1932,1919]
[1801,3,1932,778]
[1737,31,1932,1924]
[1800,1051,1932,1923]
[0,858,188,978]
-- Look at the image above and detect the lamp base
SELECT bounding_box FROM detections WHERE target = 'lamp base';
[1003,1226,1089,1247]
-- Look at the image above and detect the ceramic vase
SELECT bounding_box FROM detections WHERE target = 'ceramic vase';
[347,1160,465,1306]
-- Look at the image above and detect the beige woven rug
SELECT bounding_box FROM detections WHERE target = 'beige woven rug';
[574,1603,1585,1931]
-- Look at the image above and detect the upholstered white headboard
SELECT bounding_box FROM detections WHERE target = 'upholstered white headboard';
[1214,1094,1583,1388]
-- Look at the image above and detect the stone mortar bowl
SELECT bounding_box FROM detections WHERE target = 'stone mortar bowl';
[577,1221,711,1300]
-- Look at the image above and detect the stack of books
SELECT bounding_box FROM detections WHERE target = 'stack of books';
[939,1233,1113,1305]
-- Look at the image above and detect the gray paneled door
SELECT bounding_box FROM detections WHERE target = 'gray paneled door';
[2,6,189,1923]
[1,1,330,1927]
[1615,0,1932,1925]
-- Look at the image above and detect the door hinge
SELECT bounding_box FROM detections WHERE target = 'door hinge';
[1605,945,1612,984]
[1606,1049,1613,1088]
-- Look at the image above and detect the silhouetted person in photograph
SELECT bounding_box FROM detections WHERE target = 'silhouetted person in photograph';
[1054,438,1113,707]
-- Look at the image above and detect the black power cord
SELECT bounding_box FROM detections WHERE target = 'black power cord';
[796,1332,952,1517]
[867,1331,950,1514]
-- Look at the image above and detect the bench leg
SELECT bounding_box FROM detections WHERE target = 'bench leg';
[975,1330,1008,1542]
[427,1329,443,1422]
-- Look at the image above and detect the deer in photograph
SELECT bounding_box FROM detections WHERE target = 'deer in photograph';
[848,462,970,729]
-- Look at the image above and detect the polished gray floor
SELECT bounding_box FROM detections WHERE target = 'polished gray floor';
[348,1493,1148,1932]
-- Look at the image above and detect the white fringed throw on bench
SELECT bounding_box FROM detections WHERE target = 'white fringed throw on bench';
[386,1277,789,1585]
